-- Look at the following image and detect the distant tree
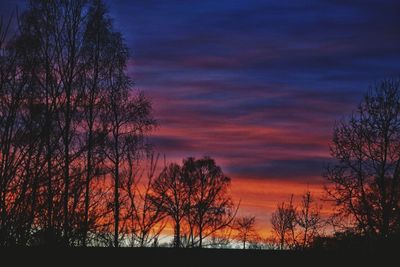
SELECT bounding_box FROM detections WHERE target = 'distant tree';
[150,163,187,248]
[295,191,323,249]
[271,192,323,250]
[263,236,280,250]
[206,228,233,249]
[124,153,166,247]
[325,79,400,239]
[271,196,297,249]
[234,216,257,249]
[247,235,268,250]
[182,157,237,248]
[150,157,237,248]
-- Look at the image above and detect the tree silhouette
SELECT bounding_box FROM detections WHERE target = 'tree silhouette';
[0,12,42,246]
[80,0,111,247]
[150,157,237,248]
[103,89,155,247]
[234,216,257,249]
[182,157,237,248]
[271,196,297,249]
[150,163,186,248]
[325,79,400,240]
[124,153,166,247]
[0,0,156,247]
[295,191,323,249]
[271,192,323,250]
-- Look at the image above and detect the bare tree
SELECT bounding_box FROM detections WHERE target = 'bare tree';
[271,193,323,250]
[182,157,238,248]
[271,196,297,249]
[207,227,233,249]
[0,11,47,246]
[234,216,257,249]
[80,0,113,247]
[53,0,88,244]
[325,79,400,239]
[296,191,323,249]
[0,0,156,247]
[124,153,166,247]
[16,1,63,242]
[150,157,238,248]
[150,163,187,248]
[103,92,155,247]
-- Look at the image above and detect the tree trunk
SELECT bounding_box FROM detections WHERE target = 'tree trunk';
[83,112,94,247]
[114,131,120,248]
[63,89,71,245]
[174,220,180,248]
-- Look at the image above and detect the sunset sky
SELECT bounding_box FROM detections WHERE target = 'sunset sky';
[2,0,400,234]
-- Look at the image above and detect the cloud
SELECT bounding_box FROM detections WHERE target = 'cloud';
[227,158,333,180]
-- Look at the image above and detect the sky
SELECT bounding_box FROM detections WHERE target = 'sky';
[103,0,400,232]
[2,0,400,234]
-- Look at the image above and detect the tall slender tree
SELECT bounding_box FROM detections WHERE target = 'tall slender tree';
[80,0,112,247]
[102,81,155,247]
[0,0,156,247]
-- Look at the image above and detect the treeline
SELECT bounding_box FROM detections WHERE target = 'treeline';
[214,80,400,251]
[0,0,156,247]
[268,80,400,251]
[233,80,400,251]
[1,0,400,250]
[0,0,241,248]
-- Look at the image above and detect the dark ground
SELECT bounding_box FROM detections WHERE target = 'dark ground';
[2,248,395,267]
